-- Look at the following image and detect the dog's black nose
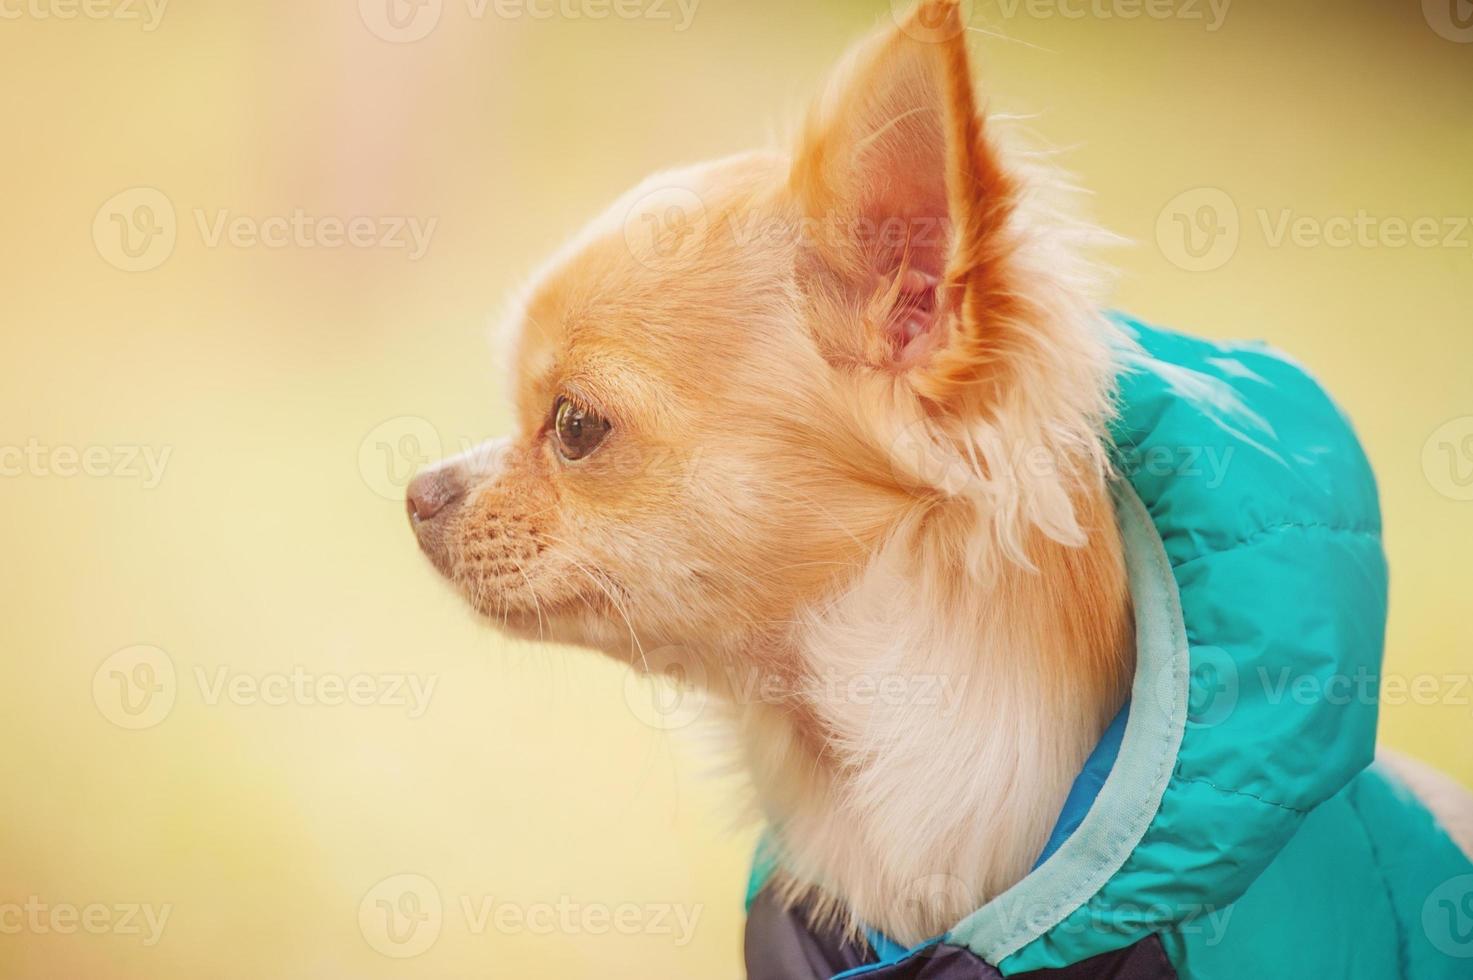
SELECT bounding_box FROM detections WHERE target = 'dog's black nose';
[406,467,464,524]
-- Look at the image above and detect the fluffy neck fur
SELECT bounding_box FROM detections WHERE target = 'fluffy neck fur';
[731,480,1132,945]
[727,124,1138,942]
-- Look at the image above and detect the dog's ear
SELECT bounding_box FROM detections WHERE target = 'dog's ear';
[792,0,1025,410]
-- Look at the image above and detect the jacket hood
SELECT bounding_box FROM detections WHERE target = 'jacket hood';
[746,313,1401,977]
[945,314,1389,971]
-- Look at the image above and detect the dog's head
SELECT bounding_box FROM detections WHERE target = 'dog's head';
[407,0,1115,678]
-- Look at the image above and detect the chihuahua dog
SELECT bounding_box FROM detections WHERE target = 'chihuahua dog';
[407,0,1473,954]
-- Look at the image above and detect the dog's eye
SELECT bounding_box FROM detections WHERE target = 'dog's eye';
[552,396,611,461]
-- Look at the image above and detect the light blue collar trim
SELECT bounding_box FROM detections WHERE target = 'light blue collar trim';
[1033,701,1130,870]
[943,481,1191,963]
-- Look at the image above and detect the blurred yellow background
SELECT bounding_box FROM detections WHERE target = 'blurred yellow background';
[1,1,1469,977]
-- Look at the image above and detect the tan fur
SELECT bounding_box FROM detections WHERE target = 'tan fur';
[406,0,1469,948]
[1380,749,1473,859]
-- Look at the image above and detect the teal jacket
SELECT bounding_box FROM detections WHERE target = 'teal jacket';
[744,314,1473,979]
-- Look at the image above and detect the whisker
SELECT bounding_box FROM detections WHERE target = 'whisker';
[547,543,649,674]
[510,553,546,643]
